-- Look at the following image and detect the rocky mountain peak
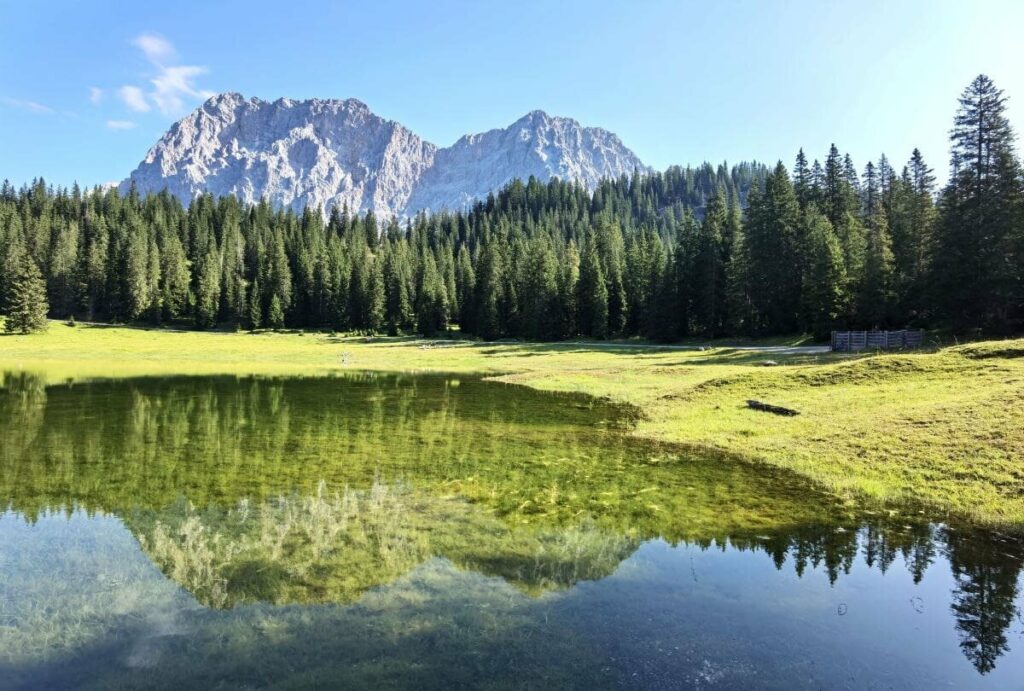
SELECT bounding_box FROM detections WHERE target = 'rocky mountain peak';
[123,94,649,217]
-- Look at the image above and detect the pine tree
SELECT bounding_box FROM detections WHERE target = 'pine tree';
[83,210,110,321]
[383,243,414,335]
[725,218,751,335]
[48,219,80,318]
[474,241,504,340]
[793,149,812,209]
[690,191,727,335]
[933,75,1024,330]
[455,245,476,334]
[362,251,385,332]
[557,240,580,338]
[860,198,896,328]
[4,247,49,334]
[219,212,247,327]
[122,218,155,322]
[519,234,559,340]
[578,241,608,338]
[268,293,285,330]
[145,235,162,322]
[888,149,935,318]
[743,162,802,333]
[800,207,847,338]
[194,233,221,328]
[595,219,627,335]
[415,251,448,335]
[159,225,190,320]
[248,278,262,330]
[268,231,292,324]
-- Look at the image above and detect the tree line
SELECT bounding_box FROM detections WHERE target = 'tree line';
[2,75,1021,338]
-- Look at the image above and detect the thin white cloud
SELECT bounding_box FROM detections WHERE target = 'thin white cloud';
[118,32,212,117]
[106,119,138,130]
[150,65,215,115]
[118,85,151,113]
[2,97,55,114]
[132,33,176,65]
[89,87,104,104]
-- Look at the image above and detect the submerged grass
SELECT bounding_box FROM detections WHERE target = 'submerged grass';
[2,321,1023,525]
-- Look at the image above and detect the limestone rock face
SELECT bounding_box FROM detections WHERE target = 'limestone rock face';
[122,93,648,217]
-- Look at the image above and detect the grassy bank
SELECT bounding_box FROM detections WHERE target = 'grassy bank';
[2,321,1023,525]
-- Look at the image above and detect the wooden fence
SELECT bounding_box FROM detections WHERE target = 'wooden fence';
[831,329,925,352]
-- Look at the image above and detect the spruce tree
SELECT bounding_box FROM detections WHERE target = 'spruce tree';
[519,235,559,340]
[578,241,608,338]
[122,218,154,321]
[159,226,190,320]
[383,244,414,335]
[4,248,49,334]
[800,207,847,338]
[888,149,935,318]
[557,240,580,338]
[793,149,812,209]
[248,278,262,330]
[860,198,896,328]
[690,191,727,335]
[933,75,1023,330]
[48,219,80,318]
[363,252,386,332]
[268,293,285,330]
[474,241,504,340]
[455,245,476,334]
[743,163,802,333]
[194,233,221,328]
[598,221,628,335]
[415,252,448,336]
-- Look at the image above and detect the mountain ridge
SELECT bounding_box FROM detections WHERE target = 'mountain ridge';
[121,93,650,218]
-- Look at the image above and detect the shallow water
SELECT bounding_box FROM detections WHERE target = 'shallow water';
[0,371,1022,689]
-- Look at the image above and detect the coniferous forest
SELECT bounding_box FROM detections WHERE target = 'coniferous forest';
[2,75,1022,339]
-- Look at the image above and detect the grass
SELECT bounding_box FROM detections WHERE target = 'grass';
[2,320,1024,526]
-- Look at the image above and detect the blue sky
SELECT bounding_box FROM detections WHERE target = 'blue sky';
[2,0,1022,188]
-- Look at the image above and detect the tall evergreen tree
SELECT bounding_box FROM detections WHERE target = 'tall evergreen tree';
[248,277,263,330]
[800,207,847,338]
[888,149,936,319]
[557,240,581,338]
[383,243,414,335]
[743,163,802,333]
[267,293,285,330]
[415,251,449,335]
[4,246,49,334]
[473,241,504,340]
[933,75,1023,330]
[794,148,812,209]
[860,197,897,327]
[690,191,728,335]
[194,232,221,328]
[47,219,80,318]
[518,234,559,340]
[455,245,476,334]
[578,240,609,338]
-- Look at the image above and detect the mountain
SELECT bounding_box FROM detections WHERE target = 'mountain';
[121,93,649,218]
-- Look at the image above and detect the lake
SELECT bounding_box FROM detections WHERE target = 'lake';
[1,371,1022,689]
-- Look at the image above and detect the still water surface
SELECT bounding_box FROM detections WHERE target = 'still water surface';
[1,372,1022,689]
